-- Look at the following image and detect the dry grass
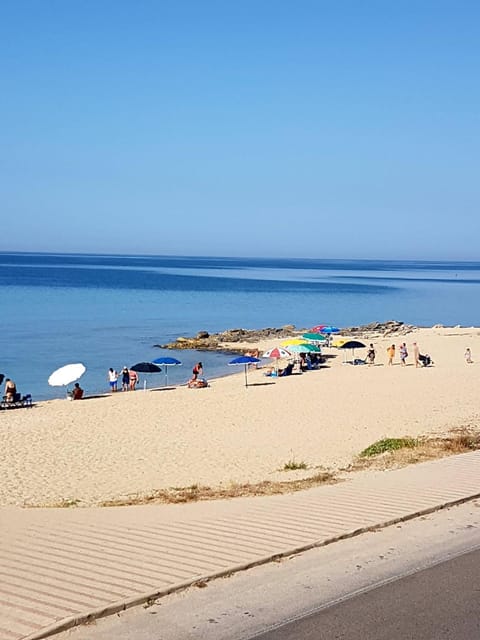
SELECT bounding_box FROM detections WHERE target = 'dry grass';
[349,427,480,472]
[98,472,337,507]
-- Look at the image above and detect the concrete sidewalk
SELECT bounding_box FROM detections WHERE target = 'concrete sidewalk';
[2,451,480,640]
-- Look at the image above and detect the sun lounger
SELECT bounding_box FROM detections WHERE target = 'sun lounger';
[1,393,33,409]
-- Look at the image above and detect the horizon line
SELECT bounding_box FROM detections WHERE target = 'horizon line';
[1,250,480,265]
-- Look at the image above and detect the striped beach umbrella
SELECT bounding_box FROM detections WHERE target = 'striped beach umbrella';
[262,347,291,375]
[262,347,291,359]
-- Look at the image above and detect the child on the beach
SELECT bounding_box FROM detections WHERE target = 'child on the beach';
[366,344,375,366]
[465,348,473,364]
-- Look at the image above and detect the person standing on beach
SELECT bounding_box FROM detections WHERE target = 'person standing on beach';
[107,368,118,392]
[412,342,420,368]
[121,366,130,391]
[366,344,376,366]
[192,362,203,381]
[465,348,473,364]
[399,342,408,366]
[386,344,395,366]
[129,369,139,391]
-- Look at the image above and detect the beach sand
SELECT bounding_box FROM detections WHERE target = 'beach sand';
[1,327,480,507]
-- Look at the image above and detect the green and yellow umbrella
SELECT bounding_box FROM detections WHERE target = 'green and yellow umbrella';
[302,333,327,342]
[281,338,309,347]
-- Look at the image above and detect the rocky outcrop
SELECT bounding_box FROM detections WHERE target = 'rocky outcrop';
[154,325,299,353]
[341,320,416,337]
[154,320,416,354]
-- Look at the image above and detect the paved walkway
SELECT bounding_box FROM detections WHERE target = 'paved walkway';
[2,451,480,640]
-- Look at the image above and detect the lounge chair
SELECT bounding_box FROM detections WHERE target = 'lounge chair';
[1,393,33,409]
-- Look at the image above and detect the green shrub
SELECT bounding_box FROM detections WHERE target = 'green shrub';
[283,459,308,471]
[360,438,418,457]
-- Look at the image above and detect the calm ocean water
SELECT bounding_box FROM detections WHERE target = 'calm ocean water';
[2,252,480,400]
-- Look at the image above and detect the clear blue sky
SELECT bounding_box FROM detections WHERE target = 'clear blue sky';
[1,1,479,259]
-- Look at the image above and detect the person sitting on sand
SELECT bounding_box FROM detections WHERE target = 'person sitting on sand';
[299,353,308,372]
[187,377,208,388]
[278,363,294,377]
[72,382,84,400]
[4,378,17,402]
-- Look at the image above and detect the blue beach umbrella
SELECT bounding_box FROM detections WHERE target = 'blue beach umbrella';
[228,355,261,387]
[320,326,340,334]
[152,356,182,387]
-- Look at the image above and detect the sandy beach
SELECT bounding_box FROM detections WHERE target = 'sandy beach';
[1,326,480,507]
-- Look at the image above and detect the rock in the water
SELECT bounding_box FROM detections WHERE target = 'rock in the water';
[154,320,417,353]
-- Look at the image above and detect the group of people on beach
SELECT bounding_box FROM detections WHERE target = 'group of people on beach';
[384,342,419,367]
[364,342,433,367]
[107,367,139,393]
[105,362,207,393]
[188,362,208,388]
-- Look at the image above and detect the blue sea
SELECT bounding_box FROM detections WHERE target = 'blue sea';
[2,252,480,400]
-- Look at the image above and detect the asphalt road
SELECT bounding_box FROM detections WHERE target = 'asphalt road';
[252,546,480,639]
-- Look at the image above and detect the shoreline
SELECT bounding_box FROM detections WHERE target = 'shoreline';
[1,325,480,508]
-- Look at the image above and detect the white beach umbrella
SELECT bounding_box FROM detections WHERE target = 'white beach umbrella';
[48,363,86,387]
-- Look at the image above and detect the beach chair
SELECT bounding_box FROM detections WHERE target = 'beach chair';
[1,393,33,409]
[20,394,33,407]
